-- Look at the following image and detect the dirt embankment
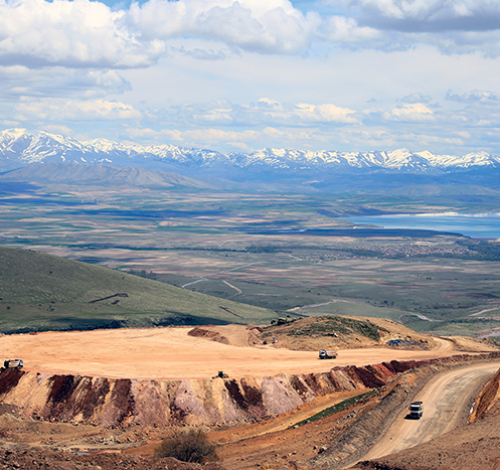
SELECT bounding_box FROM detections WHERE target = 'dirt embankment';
[0,357,482,430]
[469,365,500,422]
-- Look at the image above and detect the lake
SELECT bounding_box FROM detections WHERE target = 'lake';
[345,212,500,239]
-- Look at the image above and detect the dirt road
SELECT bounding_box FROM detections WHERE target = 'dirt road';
[431,336,455,351]
[357,362,500,463]
[0,327,464,380]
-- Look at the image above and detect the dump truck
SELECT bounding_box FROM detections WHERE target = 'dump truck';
[319,349,338,360]
[1,359,23,370]
[409,401,423,419]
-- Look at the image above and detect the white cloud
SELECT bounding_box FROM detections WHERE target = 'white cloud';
[446,89,500,104]
[244,99,357,125]
[384,103,435,121]
[129,127,259,143]
[128,0,320,54]
[43,124,74,136]
[1,119,20,127]
[350,0,500,28]
[0,0,164,68]
[173,46,231,61]
[321,15,380,41]
[295,103,358,123]
[127,125,319,149]
[415,134,464,146]
[399,92,433,104]
[335,0,500,56]
[154,98,358,128]
[3,1,500,155]
[2,0,500,75]
[15,98,142,121]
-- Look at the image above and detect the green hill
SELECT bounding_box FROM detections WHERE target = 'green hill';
[0,247,278,333]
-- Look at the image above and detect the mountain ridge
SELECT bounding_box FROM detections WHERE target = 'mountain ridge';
[2,129,499,173]
[2,129,500,193]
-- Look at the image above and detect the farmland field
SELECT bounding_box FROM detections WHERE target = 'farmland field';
[2,185,500,337]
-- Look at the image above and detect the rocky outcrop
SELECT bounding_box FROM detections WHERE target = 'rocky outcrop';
[1,354,499,429]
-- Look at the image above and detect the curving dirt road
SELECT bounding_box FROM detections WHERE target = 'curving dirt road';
[431,336,455,351]
[357,362,500,463]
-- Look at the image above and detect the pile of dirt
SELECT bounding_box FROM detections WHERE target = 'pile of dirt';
[0,355,499,469]
[187,325,263,347]
[188,327,229,345]
[258,316,435,351]
[0,321,497,470]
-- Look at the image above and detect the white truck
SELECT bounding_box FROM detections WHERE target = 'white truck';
[1,359,23,370]
[319,349,338,360]
[409,401,423,419]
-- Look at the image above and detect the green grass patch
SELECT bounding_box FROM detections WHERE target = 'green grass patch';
[291,390,378,427]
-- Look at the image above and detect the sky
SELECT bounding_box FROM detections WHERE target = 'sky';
[2,0,500,154]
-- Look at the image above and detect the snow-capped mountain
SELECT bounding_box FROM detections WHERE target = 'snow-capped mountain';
[1,129,499,187]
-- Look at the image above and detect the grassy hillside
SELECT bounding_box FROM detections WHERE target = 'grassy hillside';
[0,247,278,333]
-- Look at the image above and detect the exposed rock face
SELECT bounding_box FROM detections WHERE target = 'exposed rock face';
[0,357,484,429]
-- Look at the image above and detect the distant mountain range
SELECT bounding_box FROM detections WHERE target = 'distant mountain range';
[1,129,499,192]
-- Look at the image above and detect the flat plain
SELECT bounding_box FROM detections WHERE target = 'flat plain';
[2,185,500,337]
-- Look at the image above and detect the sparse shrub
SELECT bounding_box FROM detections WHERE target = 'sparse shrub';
[154,429,217,463]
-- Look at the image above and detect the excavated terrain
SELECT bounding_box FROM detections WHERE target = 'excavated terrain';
[0,320,498,469]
